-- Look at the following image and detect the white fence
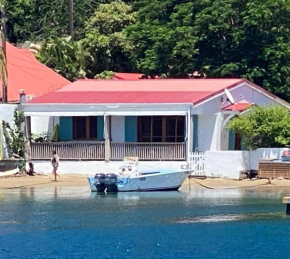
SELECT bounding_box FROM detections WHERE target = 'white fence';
[189,152,206,176]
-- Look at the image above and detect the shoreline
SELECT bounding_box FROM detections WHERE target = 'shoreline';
[1,173,290,190]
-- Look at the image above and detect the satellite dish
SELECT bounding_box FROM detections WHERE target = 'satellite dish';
[225,89,235,104]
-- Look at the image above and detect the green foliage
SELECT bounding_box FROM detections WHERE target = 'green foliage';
[2,109,27,171]
[5,0,290,101]
[227,106,290,149]
[6,0,103,42]
[95,70,115,79]
[5,0,32,42]
[31,133,50,143]
[128,0,290,99]
[84,1,136,76]
[37,37,93,81]
[35,2,135,80]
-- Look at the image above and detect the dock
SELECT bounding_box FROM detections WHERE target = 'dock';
[259,159,290,179]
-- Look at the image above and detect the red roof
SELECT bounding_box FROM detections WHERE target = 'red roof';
[29,78,245,104]
[113,73,143,80]
[0,43,70,102]
[223,101,252,112]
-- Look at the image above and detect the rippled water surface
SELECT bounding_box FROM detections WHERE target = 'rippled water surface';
[0,185,290,259]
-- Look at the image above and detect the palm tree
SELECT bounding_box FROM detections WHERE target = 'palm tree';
[0,1,7,102]
[0,45,7,85]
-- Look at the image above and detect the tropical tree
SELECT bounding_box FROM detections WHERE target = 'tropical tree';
[128,0,290,100]
[227,106,290,149]
[94,70,115,79]
[2,109,27,172]
[84,1,136,76]
[0,47,7,87]
[0,0,7,94]
[5,0,119,43]
[37,37,93,81]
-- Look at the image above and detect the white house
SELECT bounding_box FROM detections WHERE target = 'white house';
[21,78,289,171]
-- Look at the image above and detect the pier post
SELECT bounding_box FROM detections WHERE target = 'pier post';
[282,196,290,215]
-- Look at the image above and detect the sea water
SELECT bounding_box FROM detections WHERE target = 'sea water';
[0,185,290,259]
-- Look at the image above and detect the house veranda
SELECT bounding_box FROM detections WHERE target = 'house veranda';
[22,78,289,163]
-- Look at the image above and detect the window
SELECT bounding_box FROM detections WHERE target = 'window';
[138,116,185,142]
[73,116,98,140]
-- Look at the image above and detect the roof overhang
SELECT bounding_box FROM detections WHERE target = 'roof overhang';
[22,103,192,117]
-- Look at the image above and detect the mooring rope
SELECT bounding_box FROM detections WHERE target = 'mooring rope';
[190,178,271,190]
[0,176,87,190]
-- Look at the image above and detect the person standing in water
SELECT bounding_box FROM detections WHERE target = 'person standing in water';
[51,150,60,181]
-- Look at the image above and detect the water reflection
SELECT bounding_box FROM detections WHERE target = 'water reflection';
[170,212,289,224]
[1,185,289,259]
[1,185,289,203]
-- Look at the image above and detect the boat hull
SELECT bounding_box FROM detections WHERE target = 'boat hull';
[87,170,191,192]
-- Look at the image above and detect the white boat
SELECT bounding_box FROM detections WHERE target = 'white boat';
[87,160,192,192]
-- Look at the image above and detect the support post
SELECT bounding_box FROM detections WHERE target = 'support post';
[104,115,111,162]
[186,109,191,163]
[24,116,31,161]
[283,196,290,215]
[215,112,223,151]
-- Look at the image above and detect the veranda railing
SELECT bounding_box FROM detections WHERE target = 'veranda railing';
[110,142,186,161]
[30,141,105,160]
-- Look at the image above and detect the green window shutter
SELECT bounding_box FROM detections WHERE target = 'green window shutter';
[228,130,235,150]
[97,116,104,140]
[125,116,137,142]
[59,117,72,141]
[192,115,198,151]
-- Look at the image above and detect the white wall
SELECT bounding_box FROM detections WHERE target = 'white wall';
[111,116,125,142]
[0,104,17,125]
[205,151,249,179]
[29,148,287,178]
[204,148,287,179]
[192,82,286,152]
[31,160,184,175]
[192,96,222,115]
[249,148,285,170]
[197,114,221,151]
[230,84,277,107]
[0,104,18,158]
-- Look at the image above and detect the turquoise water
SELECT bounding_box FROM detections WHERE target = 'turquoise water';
[0,186,290,259]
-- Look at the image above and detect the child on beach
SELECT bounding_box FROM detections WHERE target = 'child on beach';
[27,162,35,176]
[51,150,60,181]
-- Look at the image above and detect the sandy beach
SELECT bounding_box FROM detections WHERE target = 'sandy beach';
[1,171,290,190]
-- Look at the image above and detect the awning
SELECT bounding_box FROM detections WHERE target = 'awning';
[24,112,104,117]
[223,101,252,112]
[104,111,187,116]
[24,110,188,117]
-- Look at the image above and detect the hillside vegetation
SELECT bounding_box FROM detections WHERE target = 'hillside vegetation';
[5,0,290,101]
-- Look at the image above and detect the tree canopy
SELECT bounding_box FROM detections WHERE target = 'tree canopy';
[227,106,290,149]
[4,0,290,101]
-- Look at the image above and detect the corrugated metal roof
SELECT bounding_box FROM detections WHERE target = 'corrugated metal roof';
[223,102,252,112]
[29,78,244,104]
[113,73,144,80]
[0,43,70,102]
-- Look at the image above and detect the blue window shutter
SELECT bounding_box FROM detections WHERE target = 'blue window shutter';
[228,130,235,150]
[192,115,198,151]
[97,116,104,140]
[125,116,137,142]
[59,117,72,140]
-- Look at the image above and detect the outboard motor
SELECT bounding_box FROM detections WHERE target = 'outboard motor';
[105,173,118,192]
[94,173,106,192]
